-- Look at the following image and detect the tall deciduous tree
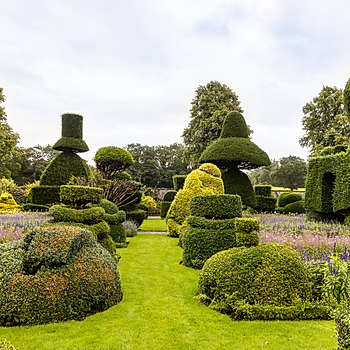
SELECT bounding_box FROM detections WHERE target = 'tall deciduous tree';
[182,81,247,165]
[270,156,307,191]
[0,87,20,178]
[299,86,350,156]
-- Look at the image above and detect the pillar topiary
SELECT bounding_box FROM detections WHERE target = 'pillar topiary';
[199,111,271,208]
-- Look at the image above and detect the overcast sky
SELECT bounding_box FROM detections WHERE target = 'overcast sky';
[1,0,350,165]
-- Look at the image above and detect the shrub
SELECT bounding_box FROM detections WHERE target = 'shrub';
[160,201,172,219]
[125,209,148,227]
[8,187,26,205]
[166,164,224,237]
[49,205,105,224]
[0,177,15,195]
[278,192,303,207]
[22,203,49,212]
[141,195,157,209]
[236,232,259,247]
[163,190,177,202]
[0,339,19,350]
[190,194,242,219]
[40,152,91,186]
[198,244,311,315]
[254,185,272,197]
[283,200,305,214]
[0,226,122,326]
[255,195,277,213]
[29,186,61,205]
[173,175,186,191]
[109,224,126,244]
[332,301,350,349]
[60,185,103,208]
[186,216,236,230]
[123,220,138,237]
[0,194,21,213]
[88,198,119,214]
[235,218,260,232]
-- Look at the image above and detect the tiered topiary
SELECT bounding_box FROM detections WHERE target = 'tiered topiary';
[166,163,224,237]
[199,111,271,208]
[254,185,277,213]
[43,185,126,254]
[0,225,123,326]
[195,243,331,320]
[235,217,260,248]
[181,194,241,269]
[0,193,21,213]
[276,192,305,214]
[160,190,177,219]
[29,114,91,205]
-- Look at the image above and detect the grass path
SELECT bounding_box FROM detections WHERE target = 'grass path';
[1,235,337,349]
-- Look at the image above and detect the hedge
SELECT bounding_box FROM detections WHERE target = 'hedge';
[332,301,350,349]
[0,226,122,326]
[282,200,305,214]
[49,205,105,224]
[163,190,177,202]
[255,195,277,213]
[173,175,186,191]
[160,201,172,219]
[254,185,272,197]
[278,192,303,207]
[29,186,61,205]
[60,185,103,208]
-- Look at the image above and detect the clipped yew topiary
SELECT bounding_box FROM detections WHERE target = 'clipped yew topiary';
[166,163,224,237]
[278,192,303,208]
[160,190,177,219]
[197,244,312,318]
[199,111,271,207]
[0,226,123,326]
[173,175,186,191]
[0,193,21,213]
[181,194,242,269]
[254,185,277,213]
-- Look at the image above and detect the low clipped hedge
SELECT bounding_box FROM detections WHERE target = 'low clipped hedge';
[197,244,312,316]
[30,186,61,205]
[254,185,272,197]
[49,205,105,224]
[0,226,123,326]
[332,301,350,349]
[60,185,103,208]
[190,194,242,219]
[22,203,49,212]
[283,200,305,214]
[255,195,277,213]
[278,192,303,208]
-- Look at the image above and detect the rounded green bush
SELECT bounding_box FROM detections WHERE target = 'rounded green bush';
[278,192,303,208]
[283,200,305,214]
[0,226,122,326]
[123,220,138,237]
[198,243,311,309]
[163,190,177,202]
[254,185,272,197]
[94,146,134,165]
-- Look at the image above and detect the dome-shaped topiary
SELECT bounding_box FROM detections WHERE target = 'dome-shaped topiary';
[0,226,123,326]
[198,243,311,310]
[278,192,303,208]
[94,146,134,180]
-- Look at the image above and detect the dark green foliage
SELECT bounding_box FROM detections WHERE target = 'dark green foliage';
[305,151,350,218]
[53,114,88,153]
[103,211,126,224]
[186,216,236,230]
[94,146,134,180]
[173,175,186,191]
[160,201,172,219]
[283,200,305,214]
[125,209,148,227]
[332,301,350,349]
[109,224,126,244]
[199,137,271,170]
[236,232,259,247]
[222,168,257,207]
[198,244,311,314]
[98,236,117,255]
[22,203,49,212]
[163,190,177,202]
[49,205,105,224]
[220,111,249,138]
[345,78,350,121]
[29,186,61,205]
[60,185,103,208]
[235,217,260,232]
[8,187,26,205]
[181,226,237,269]
[126,188,143,205]
[89,199,119,214]
[278,192,303,207]
[254,185,272,197]
[115,171,132,180]
[255,195,277,213]
[190,194,242,219]
[0,226,122,326]
[40,152,91,186]
[231,302,332,321]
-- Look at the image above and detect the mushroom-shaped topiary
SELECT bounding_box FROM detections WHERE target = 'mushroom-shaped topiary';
[94,146,134,180]
[199,111,271,207]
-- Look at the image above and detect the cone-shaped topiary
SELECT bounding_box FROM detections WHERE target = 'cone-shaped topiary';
[199,111,271,207]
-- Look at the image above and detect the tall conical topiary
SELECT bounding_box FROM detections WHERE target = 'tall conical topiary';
[30,113,91,205]
[199,111,271,207]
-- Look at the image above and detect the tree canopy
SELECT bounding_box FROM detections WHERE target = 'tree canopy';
[0,88,20,179]
[182,81,250,165]
[270,156,307,191]
[299,86,350,156]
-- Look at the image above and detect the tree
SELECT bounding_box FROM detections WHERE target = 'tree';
[182,80,249,165]
[248,160,278,186]
[0,87,20,178]
[270,156,307,191]
[299,86,350,156]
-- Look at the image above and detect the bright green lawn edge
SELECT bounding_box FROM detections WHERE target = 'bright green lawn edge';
[139,218,167,232]
[1,235,336,349]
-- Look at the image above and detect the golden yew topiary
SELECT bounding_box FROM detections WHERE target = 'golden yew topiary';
[166,163,224,237]
[0,193,21,213]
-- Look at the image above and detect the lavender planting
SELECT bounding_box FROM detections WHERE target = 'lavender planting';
[0,212,52,243]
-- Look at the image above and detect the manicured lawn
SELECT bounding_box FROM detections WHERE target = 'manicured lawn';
[138,218,167,232]
[1,234,337,349]
[271,187,305,192]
